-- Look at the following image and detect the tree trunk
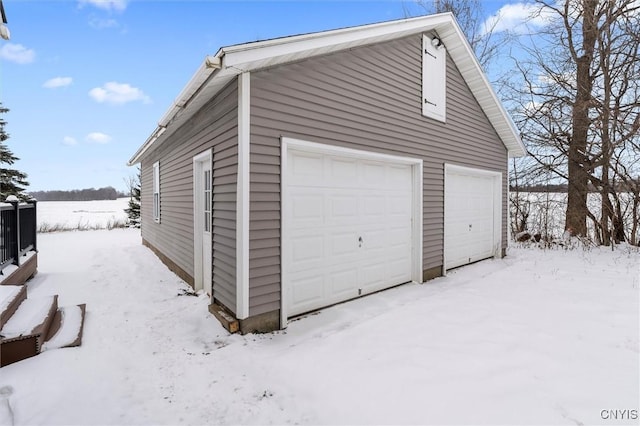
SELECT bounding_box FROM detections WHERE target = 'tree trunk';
[565,0,597,237]
[631,192,639,246]
[612,193,626,243]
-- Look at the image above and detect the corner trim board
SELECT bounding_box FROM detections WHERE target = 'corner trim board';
[236,72,250,319]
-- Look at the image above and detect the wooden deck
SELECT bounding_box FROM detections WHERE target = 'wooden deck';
[0,253,38,286]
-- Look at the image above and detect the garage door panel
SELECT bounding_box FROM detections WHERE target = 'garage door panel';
[387,263,412,286]
[290,152,325,186]
[287,147,416,317]
[445,167,500,270]
[328,157,358,186]
[329,231,359,257]
[291,234,324,264]
[290,192,324,228]
[360,228,386,248]
[360,264,387,291]
[389,196,412,215]
[362,162,387,188]
[290,273,325,309]
[329,195,359,222]
[362,195,385,218]
[388,225,411,243]
[329,268,359,297]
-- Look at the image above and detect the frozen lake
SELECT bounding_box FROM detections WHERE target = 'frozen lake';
[36,198,130,231]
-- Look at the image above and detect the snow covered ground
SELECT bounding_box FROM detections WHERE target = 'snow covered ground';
[1,229,638,425]
[36,198,129,230]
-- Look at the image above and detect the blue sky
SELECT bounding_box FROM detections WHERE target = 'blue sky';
[0,0,525,192]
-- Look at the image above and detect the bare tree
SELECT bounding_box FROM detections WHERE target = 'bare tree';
[411,0,502,68]
[589,0,640,244]
[507,0,640,243]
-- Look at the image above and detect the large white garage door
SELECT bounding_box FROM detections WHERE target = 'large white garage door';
[284,145,417,317]
[445,165,501,270]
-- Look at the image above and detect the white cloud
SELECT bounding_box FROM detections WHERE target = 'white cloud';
[62,136,78,146]
[86,132,112,144]
[481,2,556,35]
[0,43,36,64]
[89,82,151,105]
[43,77,73,89]
[89,17,119,29]
[78,0,127,12]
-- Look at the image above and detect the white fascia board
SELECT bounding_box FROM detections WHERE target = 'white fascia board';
[160,55,219,121]
[236,72,250,320]
[222,12,524,157]
[127,54,223,165]
[127,135,155,166]
[129,12,525,166]
[437,22,526,158]
[221,13,453,70]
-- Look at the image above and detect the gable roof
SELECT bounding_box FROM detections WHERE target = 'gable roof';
[128,13,525,165]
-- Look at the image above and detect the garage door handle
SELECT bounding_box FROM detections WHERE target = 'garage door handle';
[358,236,363,247]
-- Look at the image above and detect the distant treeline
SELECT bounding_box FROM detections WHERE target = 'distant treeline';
[511,184,569,193]
[512,181,638,193]
[29,186,127,201]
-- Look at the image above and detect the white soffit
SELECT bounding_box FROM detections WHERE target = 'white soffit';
[128,13,525,165]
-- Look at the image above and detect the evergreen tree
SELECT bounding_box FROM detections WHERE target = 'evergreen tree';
[125,169,141,228]
[0,104,29,200]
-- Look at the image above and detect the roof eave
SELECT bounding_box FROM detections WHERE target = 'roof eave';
[436,18,526,158]
[128,14,459,165]
[129,12,526,164]
[127,53,224,166]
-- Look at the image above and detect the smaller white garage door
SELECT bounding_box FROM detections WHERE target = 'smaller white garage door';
[445,164,502,270]
[283,140,422,318]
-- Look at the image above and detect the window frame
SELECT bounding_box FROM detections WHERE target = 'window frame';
[152,161,160,223]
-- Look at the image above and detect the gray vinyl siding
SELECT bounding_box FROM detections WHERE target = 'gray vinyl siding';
[140,80,239,314]
[249,34,507,316]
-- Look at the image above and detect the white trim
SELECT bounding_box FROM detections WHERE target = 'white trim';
[284,138,424,165]
[279,141,289,329]
[413,161,424,283]
[129,13,525,166]
[280,137,423,327]
[236,72,251,320]
[152,161,160,223]
[507,161,512,247]
[193,149,213,294]
[222,14,453,70]
[422,34,446,122]
[443,163,502,273]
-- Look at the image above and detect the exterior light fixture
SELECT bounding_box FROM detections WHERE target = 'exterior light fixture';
[431,36,443,49]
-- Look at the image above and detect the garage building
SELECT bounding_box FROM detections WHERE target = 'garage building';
[128,12,526,333]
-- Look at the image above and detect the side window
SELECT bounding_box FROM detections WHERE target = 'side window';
[204,169,211,233]
[422,34,446,122]
[153,161,160,223]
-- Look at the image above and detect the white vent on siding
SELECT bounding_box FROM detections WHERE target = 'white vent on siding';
[422,34,446,122]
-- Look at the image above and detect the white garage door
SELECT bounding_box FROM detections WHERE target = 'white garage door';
[445,165,501,270]
[284,145,416,317]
